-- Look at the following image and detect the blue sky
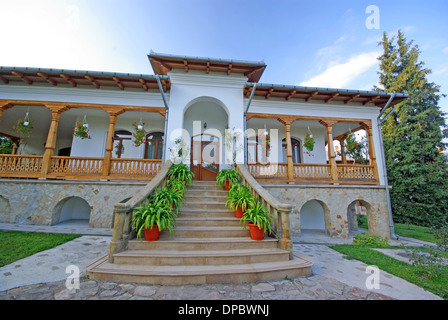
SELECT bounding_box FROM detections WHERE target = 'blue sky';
[1,0,447,116]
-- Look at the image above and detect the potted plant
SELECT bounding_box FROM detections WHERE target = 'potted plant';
[304,132,315,156]
[216,169,240,191]
[226,184,254,218]
[73,121,91,140]
[240,201,272,241]
[132,199,176,241]
[152,186,183,216]
[13,115,33,138]
[132,121,147,147]
[167,163,195,187]
[167,179,187,199]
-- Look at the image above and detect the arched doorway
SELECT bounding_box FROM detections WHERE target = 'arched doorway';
[347,200,372,234]
[191,133,220,181]
[299,199,330,236]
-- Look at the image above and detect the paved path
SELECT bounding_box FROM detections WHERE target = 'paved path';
[0,223,442,300]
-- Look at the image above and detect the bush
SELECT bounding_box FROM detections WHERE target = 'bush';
[353,232,389,248]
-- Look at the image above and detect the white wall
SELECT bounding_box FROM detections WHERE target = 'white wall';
[300,200,326,230]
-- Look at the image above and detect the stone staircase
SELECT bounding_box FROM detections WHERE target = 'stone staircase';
[87,181,313,285]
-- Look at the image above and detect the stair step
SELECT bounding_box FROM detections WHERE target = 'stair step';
[128,238,279,251]
[182,195,228,203]
[188,184,225,191]
[160,226,250,238]
[87,253,313,285]
[176,217,240,227]
[182,202,229,210]
[113,248,290,266]
[179,208,235,217]
[185,190,228,197]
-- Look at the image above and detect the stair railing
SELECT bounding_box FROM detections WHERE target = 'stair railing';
[108,160,173,262]
[235,163,294,259]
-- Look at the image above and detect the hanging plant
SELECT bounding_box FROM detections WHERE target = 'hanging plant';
[72,121,91,139]
[342,131,368,164]
[13,113,33,138]
[258,131,271,154]
[304,132,315,156]
[132,121,147,147]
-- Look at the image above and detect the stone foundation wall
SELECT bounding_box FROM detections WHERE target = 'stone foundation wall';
[0,179,146,228]
[264,184,391,240]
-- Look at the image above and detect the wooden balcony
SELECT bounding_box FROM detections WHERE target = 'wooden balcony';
[247,162,378,185]
[0,154,162,180]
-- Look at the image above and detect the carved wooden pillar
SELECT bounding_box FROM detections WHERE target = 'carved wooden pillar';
[102,107,125,177]
[363,122,380,184]
[41,105,69,176]
[277,116,296,183]
[320,120,339,184]
[338,138,347,164]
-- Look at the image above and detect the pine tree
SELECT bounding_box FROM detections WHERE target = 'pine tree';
[375,30,448,227]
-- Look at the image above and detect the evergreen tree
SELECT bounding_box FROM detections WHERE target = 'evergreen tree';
[375,30,448,227]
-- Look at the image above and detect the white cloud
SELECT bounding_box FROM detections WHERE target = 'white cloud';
[299,51,381,88]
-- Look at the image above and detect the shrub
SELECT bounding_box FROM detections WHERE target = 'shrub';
[353,232,389,248]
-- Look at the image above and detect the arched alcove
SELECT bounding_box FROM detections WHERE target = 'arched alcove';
[53,196,91,226]
[299,199,331,235]
[0,196,11,223]
[347,199,374,234]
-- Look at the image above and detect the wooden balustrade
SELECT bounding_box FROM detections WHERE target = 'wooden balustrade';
[293,163,331,182]
[235,163,294,259]
[48,156,104,178]
[337,164,376,183]
[110,158,162,179]
[0,154,43,178]
[247,162,288,179]
[0,154,163,181]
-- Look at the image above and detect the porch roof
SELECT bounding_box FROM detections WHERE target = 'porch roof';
[148,51,267,83]
[244,82,409,108]
[0,66,171,92]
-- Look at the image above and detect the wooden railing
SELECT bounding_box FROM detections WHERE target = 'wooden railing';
[48,156,104,177]
[108,160,173,262]
[247,162,288,179]
[110,158,162,179]
[0,154,163,181]
[337,164,376,183]
[0,154,43,178]
[235,163,294,259]
[294,163,331,182]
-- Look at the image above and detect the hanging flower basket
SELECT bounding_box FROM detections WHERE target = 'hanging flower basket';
[73,121,91,139]
[132,121,147,147]
[13,116,33,138]
[258,132,271,154]
[304,132,315,156]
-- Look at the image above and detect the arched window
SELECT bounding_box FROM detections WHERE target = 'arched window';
[145,132,164,159]
[282,138,301,163]
[113,130,132,158]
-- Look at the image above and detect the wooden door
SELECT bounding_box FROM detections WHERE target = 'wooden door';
[191,134,219,181]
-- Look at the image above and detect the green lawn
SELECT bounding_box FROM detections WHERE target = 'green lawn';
[331,244,448,299]
[0,231,81,267]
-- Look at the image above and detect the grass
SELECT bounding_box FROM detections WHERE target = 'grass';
[331,244,448,299]
[0,231,81,267]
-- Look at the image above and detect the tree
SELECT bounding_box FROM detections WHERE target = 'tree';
[0,136,13,154]
[375,30,448,227]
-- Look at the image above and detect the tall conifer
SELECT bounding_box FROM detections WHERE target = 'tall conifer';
[375,31,448,226]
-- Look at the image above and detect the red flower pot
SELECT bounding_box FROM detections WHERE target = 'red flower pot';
[144,225,160,241]
[248,223,265,241]
[224,180,230,191]
[236,206,245,219]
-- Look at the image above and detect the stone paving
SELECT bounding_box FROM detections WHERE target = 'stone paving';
[0,223,443,301]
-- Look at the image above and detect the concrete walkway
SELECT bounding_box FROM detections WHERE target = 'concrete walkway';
[0,222,443,300]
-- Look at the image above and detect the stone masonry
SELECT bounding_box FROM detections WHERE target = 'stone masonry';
[264,184,391,240]
[0,179,146,228]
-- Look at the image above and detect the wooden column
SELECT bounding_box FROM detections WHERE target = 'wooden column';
[363,122,380,184]
[320,120,339,184]
[277,116,296,183]
[338,139,347,164]
[41,105,69,176]
[102,107,125,178]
